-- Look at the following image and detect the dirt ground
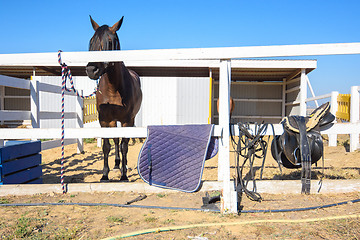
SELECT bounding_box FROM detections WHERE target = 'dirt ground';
[1,135,360,239]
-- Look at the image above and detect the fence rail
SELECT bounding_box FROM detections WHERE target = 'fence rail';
[0,75,83,151]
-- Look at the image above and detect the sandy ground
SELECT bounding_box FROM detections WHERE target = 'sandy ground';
[1,135,359,239]
[41,135,360,184]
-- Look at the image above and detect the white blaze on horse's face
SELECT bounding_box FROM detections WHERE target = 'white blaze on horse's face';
[85,16,124,80]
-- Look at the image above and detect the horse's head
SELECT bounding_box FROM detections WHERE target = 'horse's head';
[85,16,123,80]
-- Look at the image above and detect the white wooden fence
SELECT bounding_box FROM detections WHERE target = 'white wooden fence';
[0,74,84,152]
[304,87,360,152]
[1,42,360,213]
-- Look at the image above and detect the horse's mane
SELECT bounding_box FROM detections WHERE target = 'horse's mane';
[89,25,120,51]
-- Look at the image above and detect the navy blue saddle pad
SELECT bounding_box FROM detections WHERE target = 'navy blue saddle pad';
[137,124,218,192]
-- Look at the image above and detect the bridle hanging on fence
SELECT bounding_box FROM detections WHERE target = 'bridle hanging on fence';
[57,50,99,193]
[231,122,281,202]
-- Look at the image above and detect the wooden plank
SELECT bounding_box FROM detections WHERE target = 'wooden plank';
[0,123,359,141]
[0,43,360,66]
[39,111,77,120]
[0,110,31,121]
[337,94,351,102]
[2,165,42,184]
[0,141,41,162]
[0,75,30,89]
[84,97,96,105]
[41,139,76,151]
[336,111,350,121]
[83,114,98,123]
[2,154,41,175]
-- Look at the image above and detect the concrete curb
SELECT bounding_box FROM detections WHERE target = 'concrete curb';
[0,180,359,196]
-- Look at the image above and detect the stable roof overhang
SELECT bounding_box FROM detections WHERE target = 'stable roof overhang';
[0,57,316,82]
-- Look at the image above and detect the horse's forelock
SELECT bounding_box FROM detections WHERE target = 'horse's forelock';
[89,25,120,51]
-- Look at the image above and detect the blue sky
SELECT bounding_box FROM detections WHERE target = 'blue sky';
[0,0,359,99]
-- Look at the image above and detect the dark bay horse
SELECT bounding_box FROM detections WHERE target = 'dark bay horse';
[85,16,142,181]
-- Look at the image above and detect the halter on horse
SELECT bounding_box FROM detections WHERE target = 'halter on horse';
[85,16,142,181]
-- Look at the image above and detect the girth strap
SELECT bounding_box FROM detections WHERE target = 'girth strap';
[293,116,312,194]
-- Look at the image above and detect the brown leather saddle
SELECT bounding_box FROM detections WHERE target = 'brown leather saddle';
[271,102,335,194]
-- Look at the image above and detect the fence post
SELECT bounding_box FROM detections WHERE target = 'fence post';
[218,59,237,213]
[76,90,84,153]
[0,86,4,125]
[299,69,307,116]
[350,86,360,152]
[30,76,39,140]
[328,91,339,147]
[1,86,4,146]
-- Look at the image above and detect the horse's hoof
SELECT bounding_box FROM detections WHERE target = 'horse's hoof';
[120,176,129,182]
[113,166,120,172]
[100,176,109,182]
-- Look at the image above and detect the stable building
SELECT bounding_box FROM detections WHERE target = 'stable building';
[0,59,317,127]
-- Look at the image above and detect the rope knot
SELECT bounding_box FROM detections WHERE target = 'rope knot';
[57,50,98,99]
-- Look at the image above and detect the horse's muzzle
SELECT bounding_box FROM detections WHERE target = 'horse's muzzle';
[85,62,104,80]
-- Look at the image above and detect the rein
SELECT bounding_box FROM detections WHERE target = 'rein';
[231,122,281,202]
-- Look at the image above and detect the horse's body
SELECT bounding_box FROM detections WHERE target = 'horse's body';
[85,16,142,181]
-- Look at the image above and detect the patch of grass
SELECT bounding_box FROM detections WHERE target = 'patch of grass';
[52,226,82,239]
[107,216,124,223]
[58,199,66,203]
[0,198,10,204]
[84,138,97,144]
[14,216,32,238]
[156,193,166,198]
[210,191,221,198]
[144,217,157,222]
[162,219,175,224]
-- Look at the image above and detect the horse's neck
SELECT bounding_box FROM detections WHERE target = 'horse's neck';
[103,62,131,101]
[105,62,126,91]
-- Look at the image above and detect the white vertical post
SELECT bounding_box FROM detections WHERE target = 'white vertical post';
[328,91,339,147]
[0,86,4,146]
[305,75,319,108]
[282,78,286,118]
[76,90,84,153]
[218,59,237,213]
[30,76,39,140]
[208,69,213,124]
[350,86,360,152]
[299,69,307,116]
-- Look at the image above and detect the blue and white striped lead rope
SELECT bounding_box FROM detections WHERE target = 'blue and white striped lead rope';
[57,50,98,194]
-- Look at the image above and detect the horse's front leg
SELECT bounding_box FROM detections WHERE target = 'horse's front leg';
[113,138,121,170]
[120,137,130,181]
[101,138,111,181]
[100,120,116,182]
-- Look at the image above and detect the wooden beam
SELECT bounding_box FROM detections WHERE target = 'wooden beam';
[0,42,359,66]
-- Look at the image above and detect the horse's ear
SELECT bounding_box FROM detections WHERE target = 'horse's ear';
[110,16,124,33]
[89,15,100,31]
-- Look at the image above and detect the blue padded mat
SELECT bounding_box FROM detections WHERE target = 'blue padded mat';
[137,124,218,192]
